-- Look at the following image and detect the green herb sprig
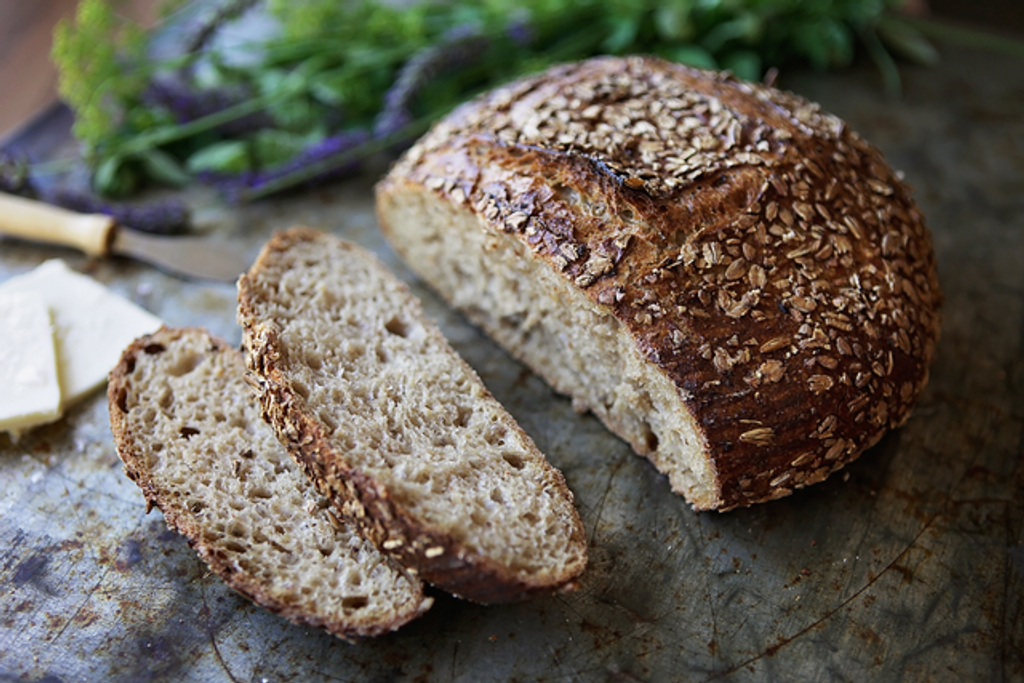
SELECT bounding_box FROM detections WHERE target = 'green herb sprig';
[51,0,148,154]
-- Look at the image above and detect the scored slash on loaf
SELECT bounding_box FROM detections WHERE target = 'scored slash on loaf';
[108,327,432,640]
[237,228,588,603]
[376,55,942,511]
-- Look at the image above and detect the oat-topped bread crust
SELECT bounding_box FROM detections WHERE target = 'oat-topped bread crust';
[237,228,587,603]
[376,55,942,511]
[108,327,431,640]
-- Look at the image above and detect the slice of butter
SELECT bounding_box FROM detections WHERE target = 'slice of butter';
[0,260,163,409]
[0,290,62,435]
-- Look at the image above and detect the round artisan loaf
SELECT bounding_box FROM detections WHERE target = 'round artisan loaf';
[376,55,942,511]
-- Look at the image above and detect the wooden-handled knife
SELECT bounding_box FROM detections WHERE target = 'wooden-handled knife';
[0,192,250,282]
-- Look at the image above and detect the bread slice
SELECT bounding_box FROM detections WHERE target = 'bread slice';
[376,55,943,511]
[107,326,432,640]
[237,228,587,603]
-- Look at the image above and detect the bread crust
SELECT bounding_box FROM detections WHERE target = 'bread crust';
[108,327,432,639]
[238,228,587,602]
[377,56,942,511]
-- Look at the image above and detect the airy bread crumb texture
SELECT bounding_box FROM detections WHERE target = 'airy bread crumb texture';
[379,191,717,507]
[238,229,587,603]
[108,327,431,640]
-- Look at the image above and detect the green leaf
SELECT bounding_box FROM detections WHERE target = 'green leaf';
[655,2,695,42]
[700,13,762,52]
[308,70,352,107]
[137,148,191,187]
[877,17,940,67]
[603,14,641,53]
[722,49,761,81]
[258,69,306,100]
[186,141,250,174]
[93,155,139,197]
[860,25,903,97]
[790,18,853,70]
[93,155,123,195]
[664,44,718,70]
[269,96,325,131]
[253,129,324,167]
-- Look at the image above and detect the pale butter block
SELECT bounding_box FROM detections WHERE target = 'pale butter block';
[0,260,162,408]
[0,290,62,435]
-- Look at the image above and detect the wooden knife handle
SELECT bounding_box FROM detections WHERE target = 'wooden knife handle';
[0,192,115,257]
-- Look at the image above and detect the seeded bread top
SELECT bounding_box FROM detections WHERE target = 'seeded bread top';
[382,55,942,509]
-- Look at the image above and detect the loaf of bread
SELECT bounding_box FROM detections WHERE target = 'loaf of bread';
[376,56,942,511]
[237,228,587,603]
[107,327,432,640]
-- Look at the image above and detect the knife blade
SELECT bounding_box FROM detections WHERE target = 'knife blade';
[0,192,249,282]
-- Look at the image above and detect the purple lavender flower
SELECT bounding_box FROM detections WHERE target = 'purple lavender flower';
[505,17,536,48]
[143,78,273,136]
[193,169,251,205]
[372,108,415,144]
[44,187,191,235]
[0,149,37,198]
[373,24,489,139]
[201,129,370,203]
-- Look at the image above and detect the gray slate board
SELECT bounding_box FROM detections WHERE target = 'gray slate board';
[1,42,1022,682]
